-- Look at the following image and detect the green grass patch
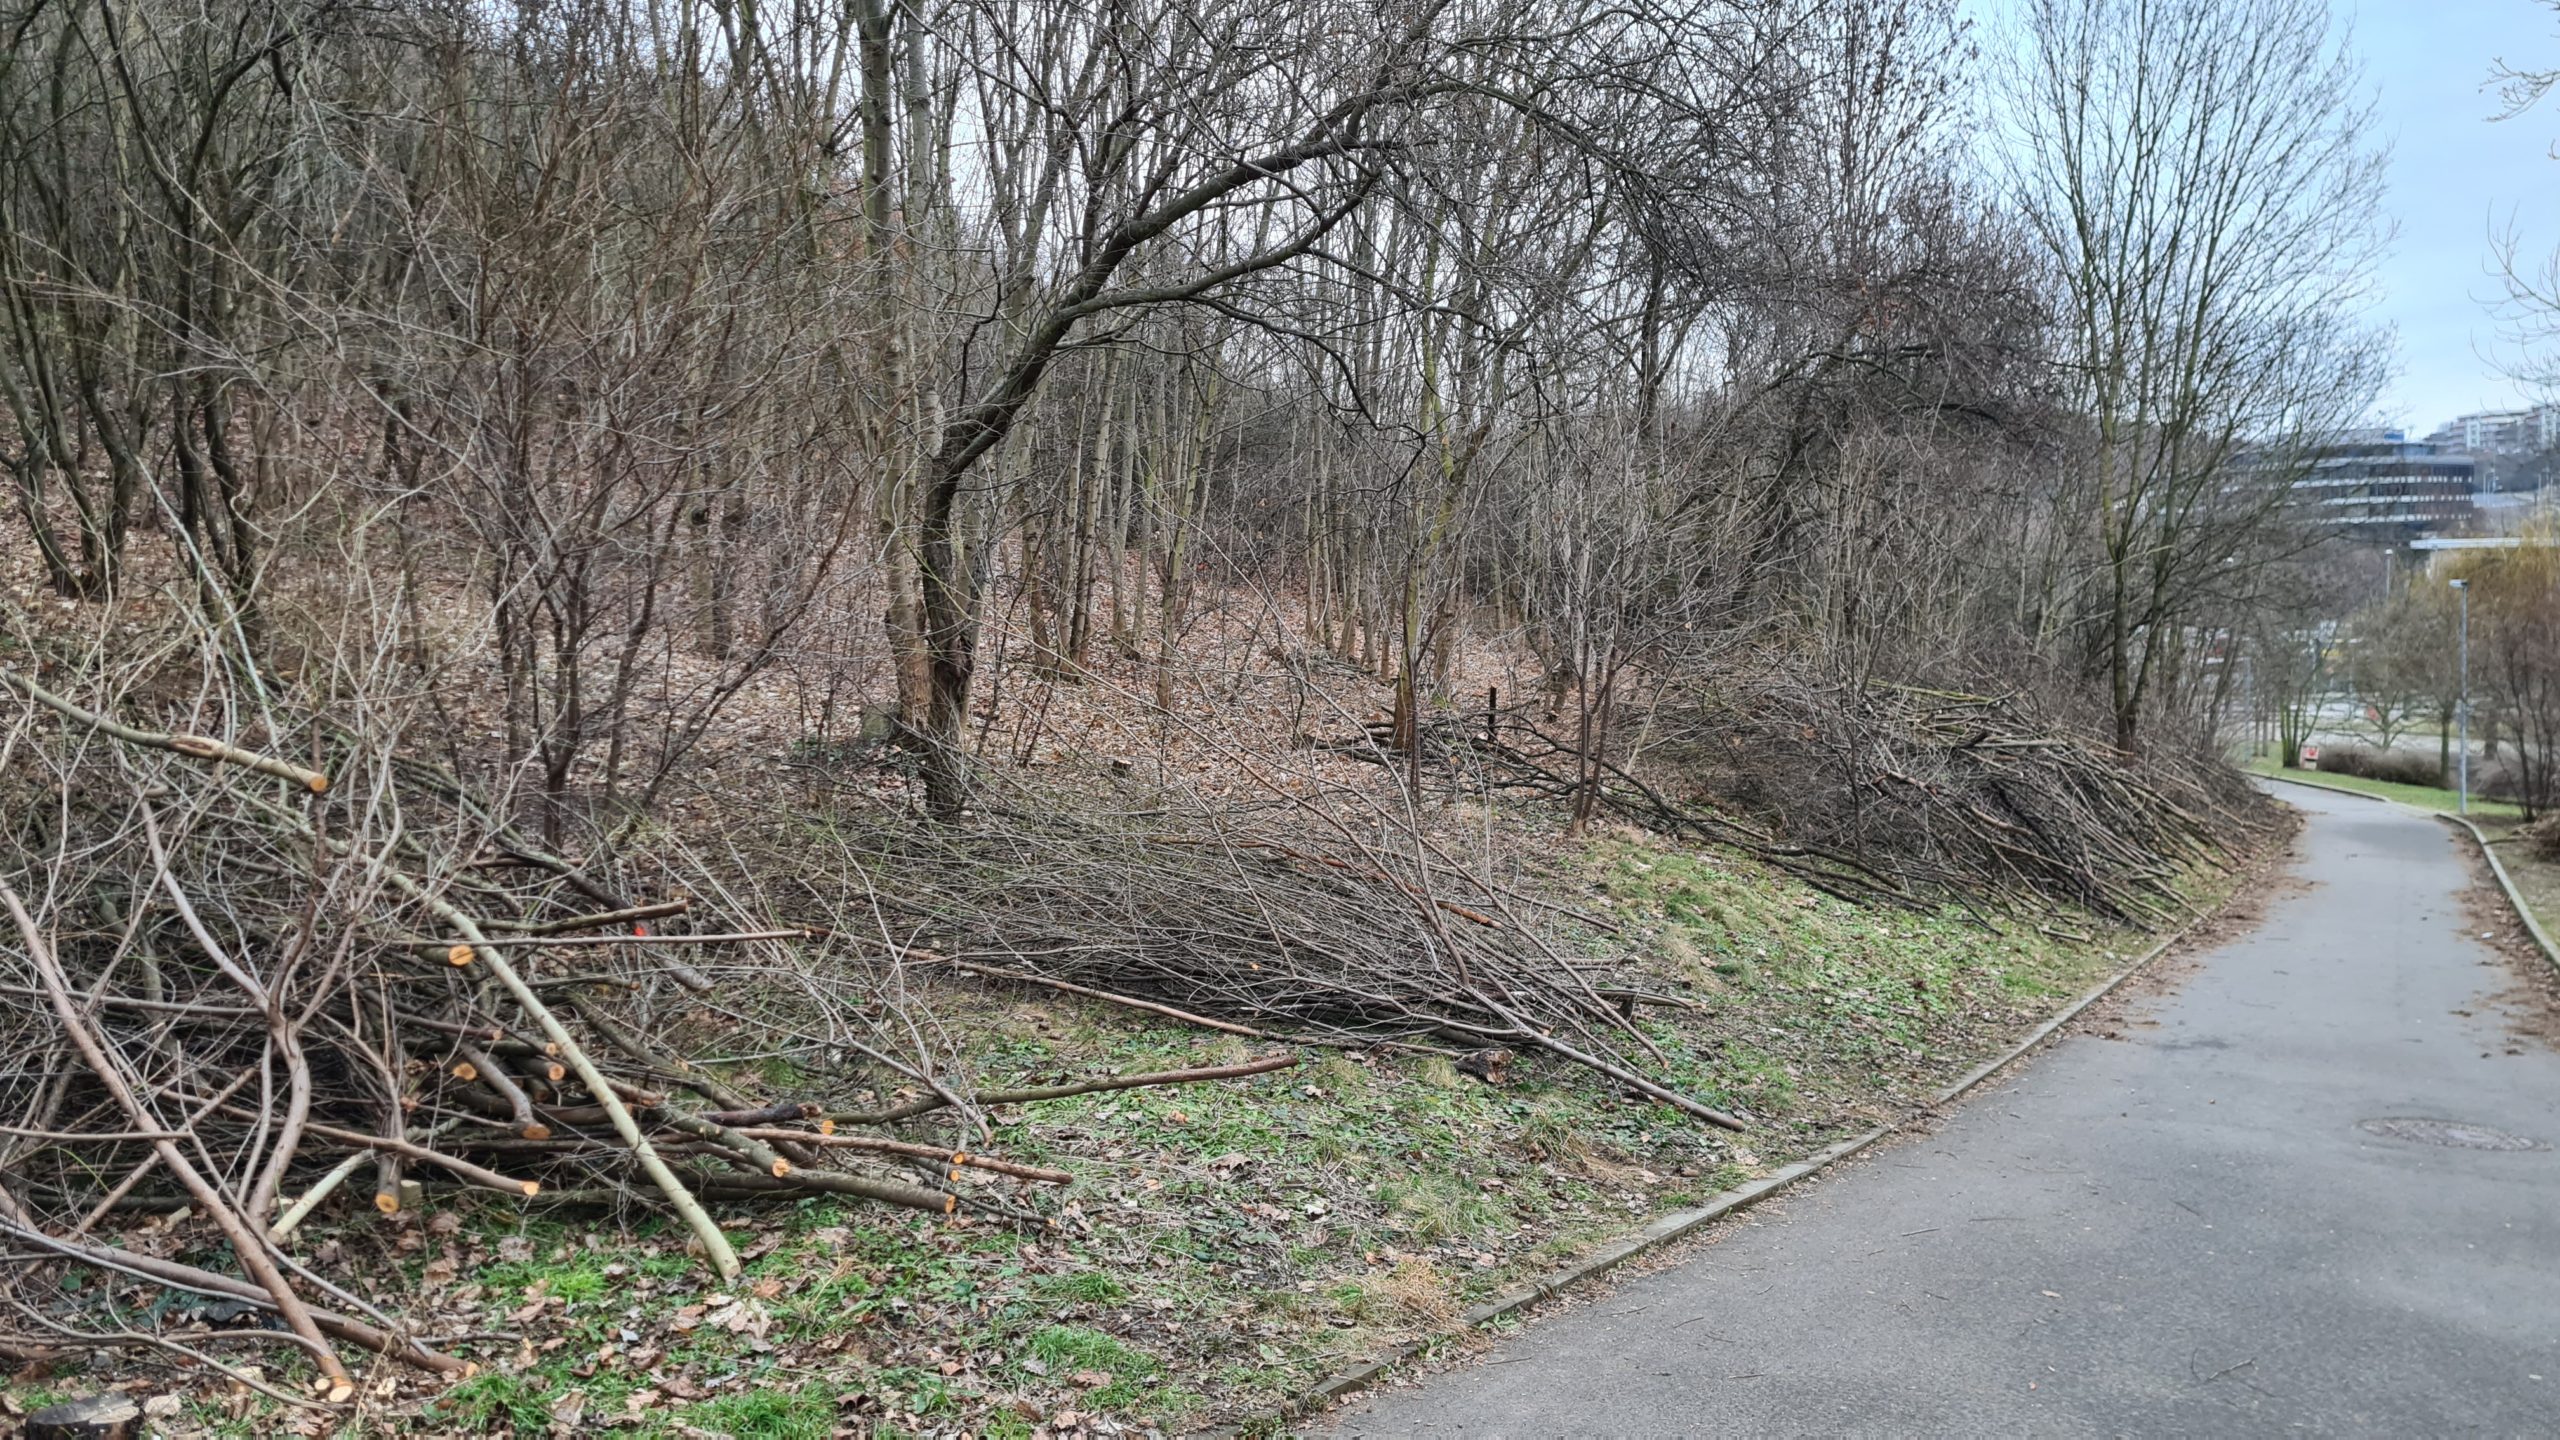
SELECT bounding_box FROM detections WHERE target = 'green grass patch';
[1378,1172,1508,1243]
[2245,756,2525,819]
[686,1382,836,1439]
[436,1372,553,1432]
[1027,1323,1154,1376]
[1036,1269,1131,1304]
[1025,1325,1164,1409]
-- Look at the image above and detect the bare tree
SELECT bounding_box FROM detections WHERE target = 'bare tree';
[2004,0,2387,754]
[2455,534,2560,817]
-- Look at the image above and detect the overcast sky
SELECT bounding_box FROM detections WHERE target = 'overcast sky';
[1963,0,2559,433]
[2356,0,2560,432]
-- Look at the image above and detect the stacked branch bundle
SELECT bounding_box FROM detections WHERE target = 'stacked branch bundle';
[0,667,1290,1397]
[1654,679,2266,924]
[1335,672,2262,924]
[790,795,1746,1132]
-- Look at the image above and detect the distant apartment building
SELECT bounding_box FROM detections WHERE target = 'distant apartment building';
[2290,430,2476,536]
[2465,405,2557,451]
[2421,404,2560,491]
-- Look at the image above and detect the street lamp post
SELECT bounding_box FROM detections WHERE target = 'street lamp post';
[2381,547,2393,603]
[2450,578,2470,816]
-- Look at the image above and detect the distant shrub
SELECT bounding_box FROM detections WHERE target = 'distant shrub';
[2314,744,2443,788]
[2475,758,2542,805]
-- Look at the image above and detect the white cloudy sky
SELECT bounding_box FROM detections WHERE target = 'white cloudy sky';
[1962,0,2560,433]
[2355,0,2560,431]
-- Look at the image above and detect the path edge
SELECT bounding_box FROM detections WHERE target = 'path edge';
[2255,771,2559,972]
[2443,813,2560,971]
[1249,904,2213,1431]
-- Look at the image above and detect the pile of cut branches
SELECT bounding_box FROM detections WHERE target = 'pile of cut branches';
[1328,673,2261,924]
[774,791,1746,1133]
[1647,677,2263,924]
[1324,703,1931,910]
[0,665,1290,1399]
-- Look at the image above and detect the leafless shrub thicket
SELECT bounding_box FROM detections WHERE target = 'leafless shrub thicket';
[1,0,2380,824]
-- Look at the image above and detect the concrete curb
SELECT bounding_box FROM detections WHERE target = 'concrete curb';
[1256,908,2210,1429]
[2253,771,2560,973]
[2444,814,2560,974]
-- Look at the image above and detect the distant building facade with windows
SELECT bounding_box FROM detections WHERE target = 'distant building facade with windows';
[2290,429,2476,536]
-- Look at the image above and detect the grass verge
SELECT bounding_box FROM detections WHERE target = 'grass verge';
[2244,756,2526,820]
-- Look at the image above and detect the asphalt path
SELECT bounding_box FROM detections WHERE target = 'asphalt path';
[1335,784,2560,1436]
